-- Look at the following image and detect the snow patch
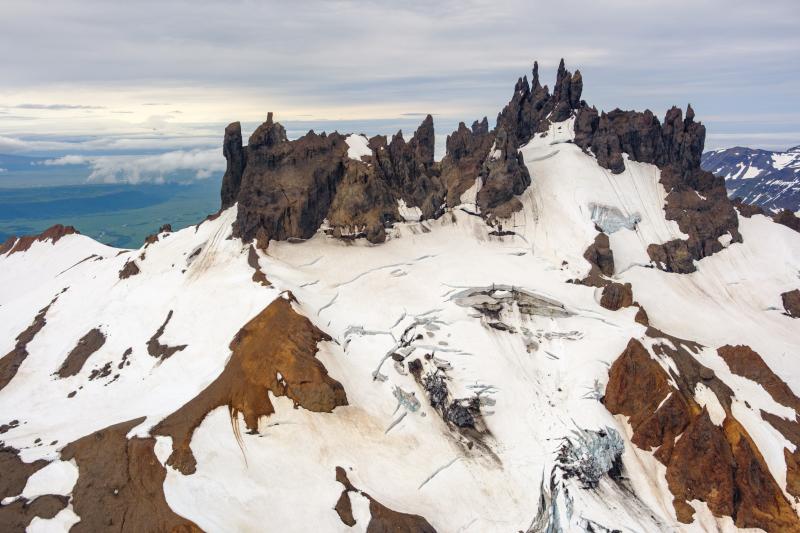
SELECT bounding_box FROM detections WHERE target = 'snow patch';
[345,134,371,161]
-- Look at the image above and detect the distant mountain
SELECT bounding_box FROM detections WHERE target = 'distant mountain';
[702,145,800,213]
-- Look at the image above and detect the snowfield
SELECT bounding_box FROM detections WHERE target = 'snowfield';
[2,122,800,533]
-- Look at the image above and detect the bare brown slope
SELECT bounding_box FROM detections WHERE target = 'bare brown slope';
[60,417,201,533]
[154,296,347,474]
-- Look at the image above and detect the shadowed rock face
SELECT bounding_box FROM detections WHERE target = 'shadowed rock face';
[220,121,247,209]
[440,118,493,207]
[232,114,349,247]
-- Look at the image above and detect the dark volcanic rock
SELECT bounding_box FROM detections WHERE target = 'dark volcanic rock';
[573,103,741,273]
[496,59,584,146]
[233,114,348,247]
[220,121,247,209]
[440,118,494,207]
[476,127,531,220]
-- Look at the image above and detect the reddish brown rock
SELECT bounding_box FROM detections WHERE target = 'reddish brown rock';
[600,282,633,311]
[60,417,202,533]
[118,259,140,279]
[634,305,649,326]
[154,297,347,474]
[5,225,78,255]
[665,410,734,522]
[146,310,187,360]
[0,446,48,500]
[606,335,800,530]
[247,245,271,287]
[781,289,800,318]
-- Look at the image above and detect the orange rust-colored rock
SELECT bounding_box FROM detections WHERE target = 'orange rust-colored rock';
[762,411,800,501]
[634,305,649,326]
[5,225,78,255]
[717,344,800,411]
[665,410,734,522]
[723,417,800,532]
[154,297,347,474]
[334,466,436,532]
[61,417,202,533]
[604,339,672,428]
[600,282,633,311]
[57,328,106,378]
[0,292,62,392]
[606,336,800,530]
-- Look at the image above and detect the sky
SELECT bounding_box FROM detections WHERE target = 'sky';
[0,0,798,183]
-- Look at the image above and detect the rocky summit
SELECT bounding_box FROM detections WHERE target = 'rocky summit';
[2,61,800,533]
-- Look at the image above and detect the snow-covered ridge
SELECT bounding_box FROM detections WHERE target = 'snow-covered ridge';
[2,89,800,533]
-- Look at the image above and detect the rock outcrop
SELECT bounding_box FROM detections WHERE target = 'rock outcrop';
[781,289,800,318]
[154,295,347,475]
[605,337,800,531]
[439,118,493,207]
[573,105,741,273]
[218,61,740,274]
[1,225,78,256]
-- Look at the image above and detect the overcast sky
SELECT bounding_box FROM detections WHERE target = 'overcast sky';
[1,0,798,172]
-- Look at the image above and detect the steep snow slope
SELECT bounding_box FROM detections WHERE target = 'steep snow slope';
[2,122,800,532]
[702,146,800,213]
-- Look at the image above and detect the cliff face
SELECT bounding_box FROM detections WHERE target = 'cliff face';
[220,60,741,274]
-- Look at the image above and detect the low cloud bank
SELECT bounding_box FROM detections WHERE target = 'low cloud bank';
[39,149,225,184]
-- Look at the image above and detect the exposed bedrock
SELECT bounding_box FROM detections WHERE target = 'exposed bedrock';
[220,60,739,272]
[574,104,741,273]
[782,289,800,318]
[1,224,79,256]
[439,118,493,207]
[604,338,800,530]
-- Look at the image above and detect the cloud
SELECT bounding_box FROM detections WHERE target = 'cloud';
[13,103,105,110]
[39,149,225,184]
[0,168,7,173]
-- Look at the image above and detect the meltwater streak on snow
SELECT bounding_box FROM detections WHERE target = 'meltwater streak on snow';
[1,116,800,532]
